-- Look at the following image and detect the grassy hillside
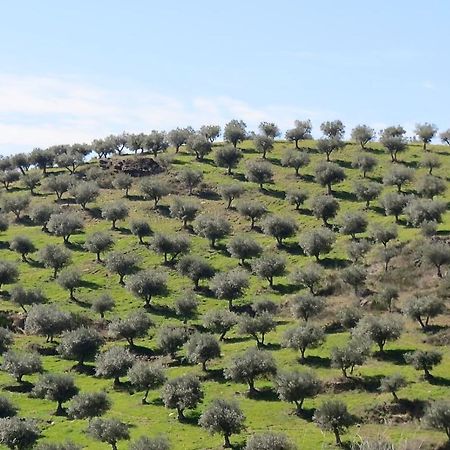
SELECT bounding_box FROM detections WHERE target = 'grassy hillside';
[0,138,449,449]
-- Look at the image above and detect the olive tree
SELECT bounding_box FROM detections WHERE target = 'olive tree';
[58,326,103,367]
[351,125,375,149]
[245,432,296,450]
[352,154,378,178]
[140,179,170,208]
[57,268,82,300]
[0,171,20,191]
[331,340,369,378]
[289,262,324,295]
[38,244,71,278]
[30,147,55,175]
[313,400,353,446]
[291,293,325,322]
[251,254,286,288]
[421,153,441,175]
[24,304,71,343]
[9,235,35,262]
[380,132,407,162]
[143,130,169,158]
[316,138,345,162]
[130,219,152,244]
[91,293,115,319]
[161,375,203,420]
[127,269,167,307]
[193,214,231,248]
[174,291,198,323]
[22,172,41,195]
[105,251,138,284]
[310,194,339,226]
[214,146,242,174]
[30,203,56,231]
[44,174,73,201]
[185,333,221,371]
[403,296,445,329]
[404,350,442,379]
[129,436,170,450]
[314,161,345,195]
[112,172,133,197]
[108,311,152,347]
[95,346,135,386]
[281,149,310,176]
[200,124,221,143]
[285,119,312,149]
[47,211,83,244]
[0,261,19,291]
[285,189,308,210]
[1,351,42,383]
[238,313,277,347]
[128,361,166,404]
[275,370,321,413]
[353,181,382,208]
[0,417,40,450]
[417,175,446,199]
[170,196,200,228]
[84,231,114,262]
[210,268,249,310]
[2,194,30,221]
[187,134,212,160]
[67,391,111,419]
[202,309,238,340]
[379,374,407,402]
[224,348,277,395]
[422,241,450,277]
[224,119,247,148]
[404,198,446,227]
[199,399,245,448]
[227,235,262,265]
[32,373,78,415]
[157,325,187,358]
[101,202,129,229]
[168,127,193,152]
[415,123,438,151]
[424,401,450,441]
[299,228,335,261]
[283,323,325,361]
[87,418,129,450]
[236,200,267,230]
[10,285,45,313]
[176,168,203,195]
[219,184,244,209]
[177,255,214,289]
[254,135,274,159]
[380,192,408,222]
[70,181,99,210]
[152,233,190,263]
[262,215,298,247]
[245,160,273,190]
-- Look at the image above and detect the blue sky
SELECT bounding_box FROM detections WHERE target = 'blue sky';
[0,0,449,154]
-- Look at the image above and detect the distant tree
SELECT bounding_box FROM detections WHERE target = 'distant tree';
[9,235,35,262]
[84,231,114,262]
[227,235,262,265]
[353,181,382,208]
[314,161,345,195]
[67,391,111,419]
[351,125,375,149]
[383,167,414,193]
[58,326,102,368]
[95,346,134,386]
[70,181,99,210]
[370,224,397,247]
[380,192,408,222]
[285,189,308,210]
[157,325,187,358]
[285,119,312,149]
[0,215,9,235]
[355,314,403,353]
[87,418,130,450]
[291,293,325,322]
[281,149,310,176]
[177,168,203,195]
[143,130,169,158]
[238,313,276,347]
[106,132,128,155]
[421,153,441,175]
[105,251,138,284]
[92,138,115,158]
[375,286,399,312]
[219,184,244,209]
[127,269,167,307]
[47,211,83,244]
[210,268,249,310]
[316,138,345,162]
[403,296,445,329]
[417,175,446,199]
[129,436,170,450]
[112,172,133,198]
[91,293,115,319]
[276,370,321,413]
[339,211,368,239]
[352,154,377,178]
[224,348,277,395]
[321,120,345,139]
[152,233,190,264]
[313,400,353,446]
[57,268,82,300]
[199,399,245,448]
[283,323,325,361]
[130,219,152,244]
[0,417,40,450]
[259,121,280,139]
[251,254,286,288]
[128,361,166,404]
[415,123,438,151]
[21,172,41,195]
[168,127,193,152]
[38,244,71,278]
[310,194,339,226]
[338,306,363,330]
[199,124,221,143]
[187,134,212,160]
[379,374,406,402]
[203,309,238,341]
[0,171,20,191]
[24,304,71,343]
[194,214,231,248]
[224,120,247,148]
[422,241,450,278]
[262,215,298,247]
[11,153,30,175]
[55,149,85,174]
[29,203,56,231]
[186,333,221,371]
[404,198,446,227]
[44,174,73,201]
[236,200,267,230]
[109,311,152,347]
[177,255,214,289]
[404,350,442,379]
[162,375,203,421]
[101,202,129,229]
[424,401,450,441]
[214,146,242,174]
[140,179,170,208]
[32,373,78,415]
[174,291,198,323]
[170,196,200,228]
[30,147,55,175]
[331,340,369,377]
[253,135,274,159]
[0,262,19,292]
[1,351,42,383]
[347,238,371,264]
[2,194,30,221]
[289,262,324,295]
[299,228,335,261]
[10,285,44,313]
[127,133,146,154]
[245,159,274,190]
[245,432,297,450]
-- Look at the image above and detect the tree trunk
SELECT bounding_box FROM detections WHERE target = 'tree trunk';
[177,407,185,421]
[111,443,118,450]
[96,252,102,263]
[142,389,149,404]
[248,379,257,396]
[228,299,233,311]
[333,427,342,446]
[112,220,117,230]
[327,184,332,195]
[202,360,207,372]
[224,434,231,448]
[55,401,64,416]
[392,391,399,402]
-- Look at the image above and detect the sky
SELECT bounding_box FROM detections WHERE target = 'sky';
[0,0,449,154]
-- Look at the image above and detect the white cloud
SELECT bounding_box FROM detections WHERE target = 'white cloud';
[0,73,334,154]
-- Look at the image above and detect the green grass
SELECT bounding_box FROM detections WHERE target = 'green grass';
[0,139,449,449]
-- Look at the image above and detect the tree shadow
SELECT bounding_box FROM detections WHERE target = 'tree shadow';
[3,381,34,393]
[272,283,298,295]
[198,189,221,201]
[200,368,226,383]
[262,187,285,199]
[333,190,358,202]
[375,349,410,365]
[128,194,144,202]
[302,355,331,368]
[130,345,155,358]
[296,406,316,422]
[0,241,10,250]
[80,279,101,290]
[282,242,304,255]
[335,159,353,169]
[147,303,178,319]
[70,363,96,376]
[319,257,349,269]
[429,376,450,387]
[251,388,279,402]
[156,205,171,217]
[263,342,282,351]
[114,226,131,235]
[87,207,102,219]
